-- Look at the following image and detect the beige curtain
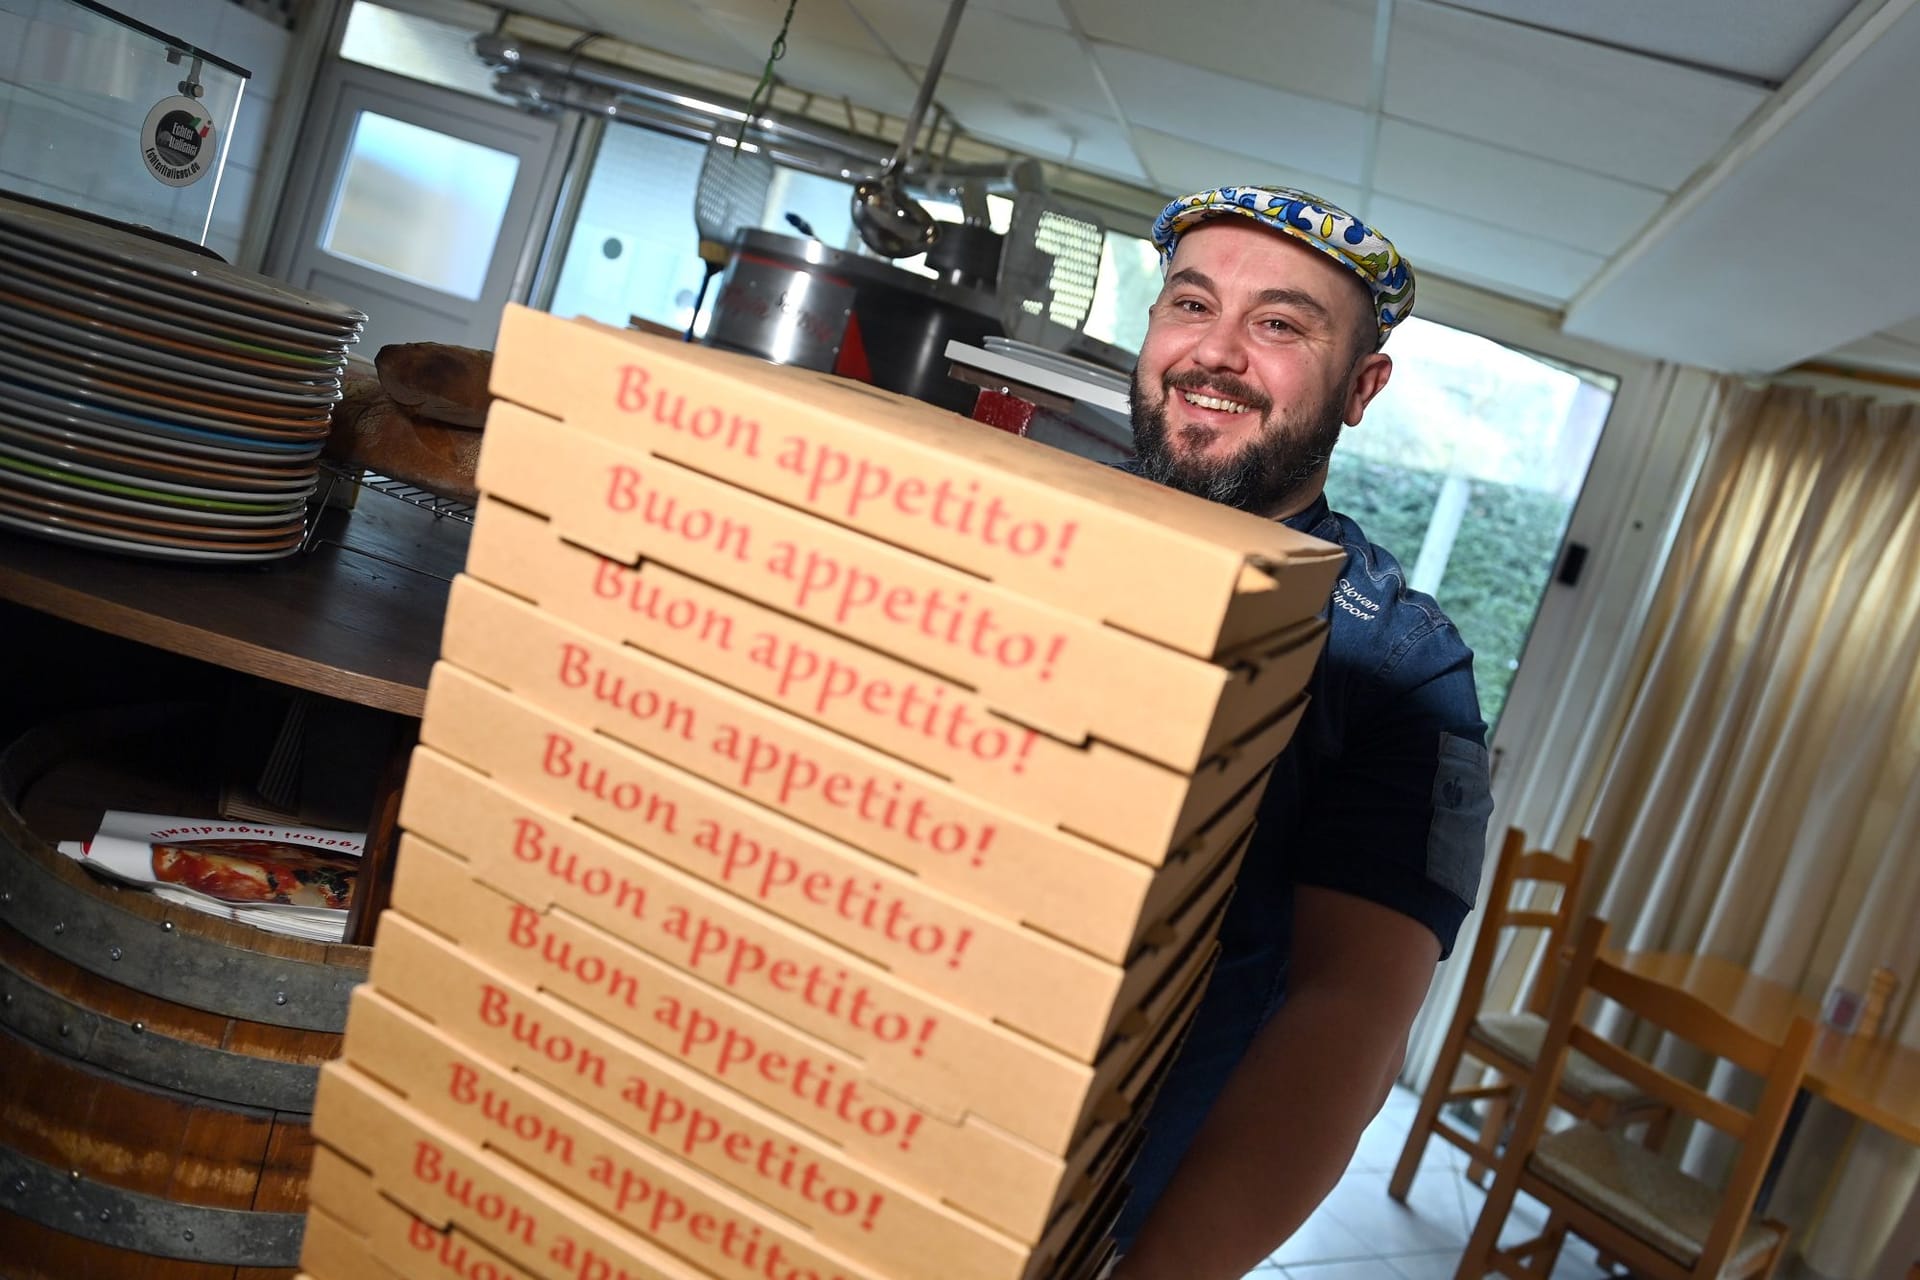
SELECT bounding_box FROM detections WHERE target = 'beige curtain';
[1499,382,1920,1277]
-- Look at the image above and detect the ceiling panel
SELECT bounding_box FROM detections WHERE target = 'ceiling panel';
[1367,195,1608,305]
[1372,120,1669,256]
[1128,126,1360,211]
[494,0,597,31]
[935,77,1145,180]
[1092,44,1372,185]
[1562,1,1920,372]
[1066,0,1376,108]
[563,0,762,71]
[694,0,894,65]
[1384,0,1770,189]
[702,11,921,115]
[1819,330,1920,377]
[1427,0,1855,82]
[845,0,1114,116]
[973,0,1072,30]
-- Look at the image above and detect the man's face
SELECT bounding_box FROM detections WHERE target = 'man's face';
[1131,219,1392,516]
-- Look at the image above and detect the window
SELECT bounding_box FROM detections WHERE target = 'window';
[339,3,512,103]
[546,124,714,332]
[320,110,520,299]
[1084,230,1161,354]
[1323,318,1615,728]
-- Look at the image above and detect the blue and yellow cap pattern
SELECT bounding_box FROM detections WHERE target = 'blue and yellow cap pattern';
[1151,185,1416,341]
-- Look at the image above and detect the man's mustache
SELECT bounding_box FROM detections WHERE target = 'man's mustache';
[1162,369,1273,415]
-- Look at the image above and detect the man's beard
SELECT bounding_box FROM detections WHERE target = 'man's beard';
[1129,367,1348,516]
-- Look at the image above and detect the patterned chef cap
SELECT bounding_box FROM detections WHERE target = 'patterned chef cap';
[1151,185,1416,341]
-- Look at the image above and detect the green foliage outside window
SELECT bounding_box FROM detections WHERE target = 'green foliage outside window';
[1327,459,1571,729]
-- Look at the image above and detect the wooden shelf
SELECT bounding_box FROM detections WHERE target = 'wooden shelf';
[0,492,467,718]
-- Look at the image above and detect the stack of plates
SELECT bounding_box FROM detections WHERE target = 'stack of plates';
[0,195,365,563]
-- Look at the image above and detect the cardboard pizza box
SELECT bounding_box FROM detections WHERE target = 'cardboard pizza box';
[360,909,1213,1251]
[342,984,1087,1280]
[312,1063,731,1280]
[437,573,1263,963]
[363,913,1075,1243]
[340,987,916,1280]
[489,304,1345,660]
[464,496,1309,865]
[315,1056,1137,1280]
[408,666,1242,1059]
[300,1200,410,1280]
[472,400,1324,776]
[384,831,1240,1152]
[304,1151,519,1280]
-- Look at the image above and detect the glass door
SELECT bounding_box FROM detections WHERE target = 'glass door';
[269,59,570,352]
[1324,318,1617,732]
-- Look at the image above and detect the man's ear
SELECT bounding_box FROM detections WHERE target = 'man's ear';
[1343,353,1393,427]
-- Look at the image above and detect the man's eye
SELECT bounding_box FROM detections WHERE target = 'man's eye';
[1263,318,1295,333]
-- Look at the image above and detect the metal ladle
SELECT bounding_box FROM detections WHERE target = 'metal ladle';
[852,0,969,258]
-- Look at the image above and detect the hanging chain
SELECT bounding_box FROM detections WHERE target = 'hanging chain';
[731,0,800,150]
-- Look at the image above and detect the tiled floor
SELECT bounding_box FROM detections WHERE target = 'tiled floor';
[1241,1085,1614,1280]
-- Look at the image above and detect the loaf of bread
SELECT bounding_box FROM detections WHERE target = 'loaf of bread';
[325,372,483,502]
[375,343,492,429]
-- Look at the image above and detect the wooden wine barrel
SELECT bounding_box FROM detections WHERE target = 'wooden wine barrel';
[0,706,370,1279]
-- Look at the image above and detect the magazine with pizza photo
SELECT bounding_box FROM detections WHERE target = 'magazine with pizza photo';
[61,812,366,940]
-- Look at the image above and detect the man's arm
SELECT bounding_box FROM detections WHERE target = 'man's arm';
[1112,886,1441,1280]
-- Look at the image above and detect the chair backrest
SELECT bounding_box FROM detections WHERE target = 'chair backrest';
[1455,828,1594,1020]
[1519,917,1817,1278]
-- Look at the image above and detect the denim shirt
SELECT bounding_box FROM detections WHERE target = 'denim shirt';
[1114,489,1495,1244]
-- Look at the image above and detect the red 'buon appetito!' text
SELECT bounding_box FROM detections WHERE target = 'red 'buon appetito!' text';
[603,464,1070,683]
[586,557,1044,778]
[614,362,1080,568]
[553,641,997,868]
[473,977,923,1177]
[408,1125,862,1280]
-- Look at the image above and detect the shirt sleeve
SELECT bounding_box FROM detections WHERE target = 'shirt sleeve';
[1284,626,1494,959]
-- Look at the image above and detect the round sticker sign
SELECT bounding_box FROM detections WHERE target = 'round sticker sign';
[140,95,218,188]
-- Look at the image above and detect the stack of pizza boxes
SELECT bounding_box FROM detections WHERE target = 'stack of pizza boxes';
[298,305,1344,1280]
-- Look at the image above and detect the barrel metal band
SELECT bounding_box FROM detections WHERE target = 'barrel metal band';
[0,966,320,1111]
[0,1146,305,1266]
[0,830,359,1031]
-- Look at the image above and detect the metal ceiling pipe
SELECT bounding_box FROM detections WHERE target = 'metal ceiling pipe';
[473,32,1036,188]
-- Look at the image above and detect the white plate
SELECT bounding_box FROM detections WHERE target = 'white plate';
[981,336,1133,395]
[0,414,317,481]
[1,275,350,369]
[0,399,322,465]
[0,437,315,507]
[0,421,317,493]
[0,241,361,353]
[0,351,331,439]
[0,195,365,328]
[0,311,343,402]
[1,377,328,452]
[0,287,347,387]
[0,506,303,562]
[0,226,363,342]
[0,486,308,542]
[0,346,332,429]
[0,469,313,527]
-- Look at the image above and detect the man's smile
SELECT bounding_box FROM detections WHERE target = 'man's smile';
[1179,389,1254,415]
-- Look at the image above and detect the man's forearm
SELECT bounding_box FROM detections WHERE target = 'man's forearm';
[1112,983,1407,1280]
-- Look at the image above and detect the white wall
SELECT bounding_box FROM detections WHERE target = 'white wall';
[0,0,291,260]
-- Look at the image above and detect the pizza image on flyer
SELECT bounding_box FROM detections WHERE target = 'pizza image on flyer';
[149,838,358,909]
[62,811,365,912]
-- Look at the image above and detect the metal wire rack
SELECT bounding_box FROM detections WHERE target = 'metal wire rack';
[301,463,475,578]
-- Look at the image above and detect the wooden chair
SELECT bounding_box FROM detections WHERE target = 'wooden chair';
[1456,916,1816,1280]
[1391,829,1666,1199]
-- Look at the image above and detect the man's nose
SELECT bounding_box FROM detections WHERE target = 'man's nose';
[1189,316,1249,371]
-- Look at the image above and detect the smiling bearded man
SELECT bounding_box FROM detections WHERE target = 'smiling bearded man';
[1109,188,1494,1280]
